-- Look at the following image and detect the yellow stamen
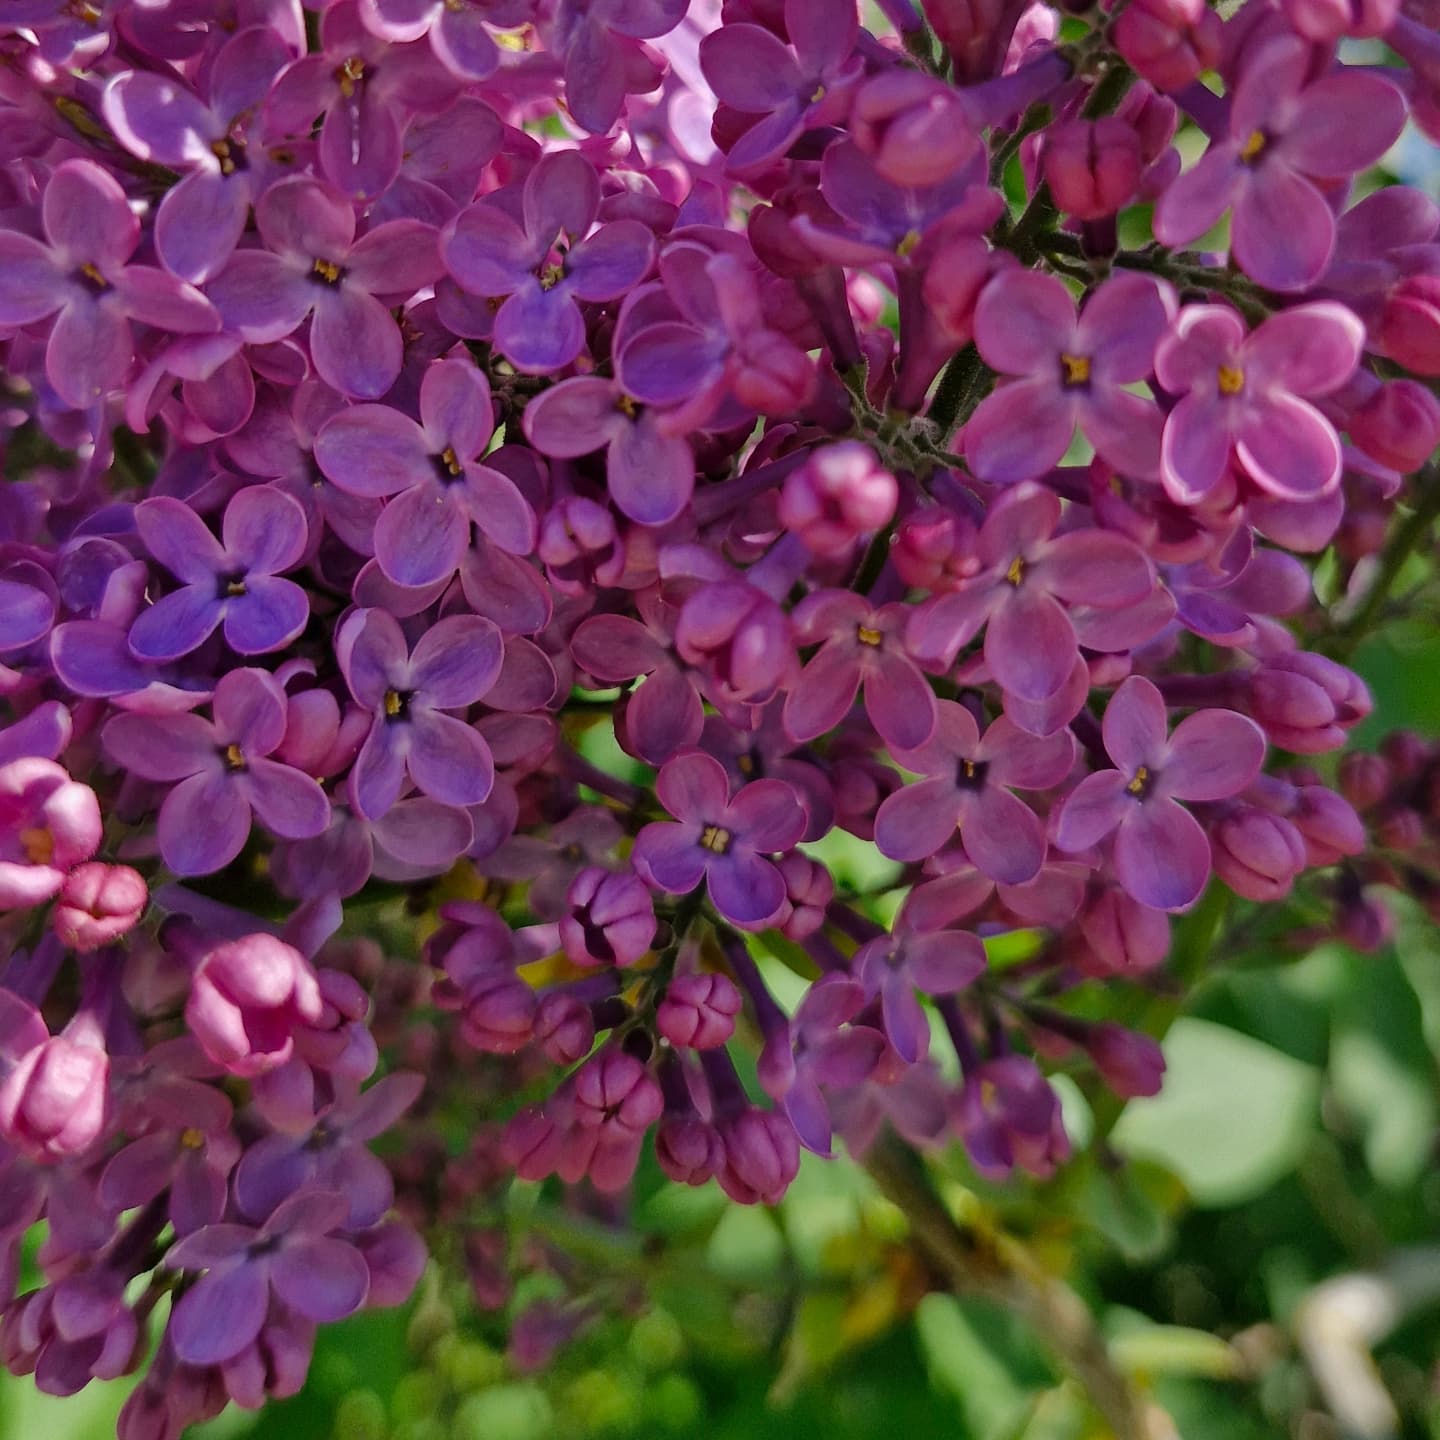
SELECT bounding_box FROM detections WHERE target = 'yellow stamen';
[223,743,246,771]
[1217,364,1245,396]
[225,578,247,597]
[1126,765,1150,796]
[1060,352,1091,386]
[896,230,922,259]
[700,824,731,854]
[312,257,342,284]
[80,261,108,289]
[440,446,462,476]
[856,625,883,647]
[384,690,404,718]
[809,83,826,104]
[19,827,53,866]
[336,56,365,98]
[1005,555,1025,587]
[179,1127,205,1149]
[615,394,638,419]
[539,262,564,290]
[1240,130,1266,163]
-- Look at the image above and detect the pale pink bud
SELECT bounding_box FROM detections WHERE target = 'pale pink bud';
[0,1034,108,1161]
[1347,379,1440,473]
[779,443,898,558]
[51,864,147,952]
[1113,0,1222,93]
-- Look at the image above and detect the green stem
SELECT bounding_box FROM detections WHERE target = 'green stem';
[927,342,986,438]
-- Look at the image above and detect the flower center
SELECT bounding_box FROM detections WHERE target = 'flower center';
[1240,130,1267,165]
[335,55,365,98]
[856,624,883,647]
[311,257,345,286]
[896,229,922,259]
[1216,365,1245,396]
[432,446,464,482]
[956,757,989,791]
[615,394,638,419]
[223,743,246,772]
[18,826,54,865]
[1126,765,1152,798]
[76,262,108,294]
[809,83,827,104]
[1059,352,1090,387]
[1005,555,1025,587]
[217,572,247,599]
[384,689,410,720]
[179,1127,205,1150]
[700,824,732,854]
[210,137,247,176]
[539,262,565,290]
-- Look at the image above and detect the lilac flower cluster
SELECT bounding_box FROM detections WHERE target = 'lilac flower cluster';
[0,0,1433,1424]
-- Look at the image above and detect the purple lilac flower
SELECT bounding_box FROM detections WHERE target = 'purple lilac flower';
[874,701,1074,881]
[0,159,218,409]
[100,26,294,283]
[963,269,1177,484]
[952,1055,1069,1181]
[782,591,937,750]
[205,176,442,399]
[358,0,527,81]
[441,151,655,374]
[907,483,1155,704]
[314,357,536,586]
[341,608,503,820]
[1153,36,1405,291]
[128,486,310,662]
[854,928,986,1066]
[103,668,329,875]
[632,750,806,929]
[523,375,694,526]
[1054,676,1266,911]
[165,1189,369,1367]
[700,0,861,171]
[0,568,55,655]
[1155,301,1364,504]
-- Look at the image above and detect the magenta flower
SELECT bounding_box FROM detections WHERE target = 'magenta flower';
[1155,302,1364,505]
[783,592,937,751]
[874,701,1074,882]
[51,863,147,953]
[0,1031,109,1163]
[165,1189,369,1367]
[0,159,218,410]
[952,1055,1069,1182]
[359,0,527,81]
[103,668,329,876]
[907,483,1155,704]
[0,759,101,910]
[963,269,1177,484]
[523,375,694,526]
[313,357,536,587]
[559,867,657,969]
[341,608,503,821]
[632,751,806,930]
[128,486,310,662]
[1152,36,1405,291]
[1054,676,1266,911]
[205,176,442,399]
[441,151,655,375]
[100,26,294,283]
[700,0,861,171]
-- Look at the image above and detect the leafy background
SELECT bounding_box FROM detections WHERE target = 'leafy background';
[7,70,1440,1440]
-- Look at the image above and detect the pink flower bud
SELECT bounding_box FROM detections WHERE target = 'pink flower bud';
[1337,890,1394,951]
[717,1107,799,1205]
[1113,0,1222,93]
[1339,751,1392,810]
[1347,379,1440,473]
[850,72,981,189]
[733,330,816,414]
[920,0,1022,81]
[1042,119,1143,220]
[776,852,834,940]
[1211,807,1308,902]
[675,582,794,706]
[1382,730,1431,779]
[51,864,147,952]
[0,1034,109,1161]
[655,1113,724,1186]
[921,235,992,342]
[1381,272,1440,376]
[1290,786,1366,867]
[1281,0,1398,41]
[538,496,624,597]
[0,758,102,911]
[1376,806,1425,851]
[559,866,656,969]
[457,969,537,1055]
[656,972,742,1050]
[1087,1024,1165,1098]
[1249,654,1372,754]
[533,992,595,1065]
[1078,888,1170,975]
[892,507,978,591]
[778,443,898,558]
[185,934,324,1078]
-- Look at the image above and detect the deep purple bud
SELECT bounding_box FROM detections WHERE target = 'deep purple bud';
[655,1113,724,1186]
[1087,1024,1165,1098]
[656,972,742,1051]
[675,583,794,705]
[778,444,898,559]
[51,864,147,952]
[559,867,657,969]
[717,1108,799,1205]
[1282,0,1398,41]
[533,993,595,1066]
[1077,889,1170,975]
[1338,752,1391,811]
[1290,786,1366,866]
[1249,654,1373,754]
[456,969,537,1055]
[775,853,834,941]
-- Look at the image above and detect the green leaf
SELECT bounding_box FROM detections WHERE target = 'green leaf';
[1111,1019,1321,1206]
[1108,1319,1244,1381]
